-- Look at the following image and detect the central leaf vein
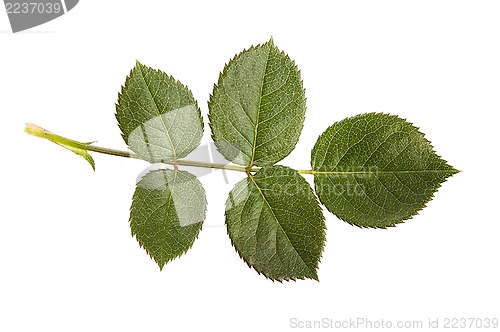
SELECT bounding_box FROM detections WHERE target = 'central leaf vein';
[248,175,313,274]
[249,45,272,167]
[137,64,177,160]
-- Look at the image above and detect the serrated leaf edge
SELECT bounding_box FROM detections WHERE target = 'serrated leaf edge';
[311,112,459,229]
[208,38,307,167]
[115,61,204,161]
[130,168,207,270]
[225,166,326,282]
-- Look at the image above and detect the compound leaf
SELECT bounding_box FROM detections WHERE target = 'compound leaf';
[116,61,203,163]
[131,168,206,269]
[311,113,459,228]
[225,166,325,281]
[208,39,306,167]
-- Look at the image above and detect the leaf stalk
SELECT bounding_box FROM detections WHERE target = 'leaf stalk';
[24,123,269,173]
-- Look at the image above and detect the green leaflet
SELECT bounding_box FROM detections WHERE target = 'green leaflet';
[208,39,306,167]
[116,61,203,163]
[130,168,206,269]
[225,166,326,281]
[311,113,459,228]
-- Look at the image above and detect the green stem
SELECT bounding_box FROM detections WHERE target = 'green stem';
[173,159,253,173]
[297,169,315,175]
[25,123,264,173]
[84,143,138,159]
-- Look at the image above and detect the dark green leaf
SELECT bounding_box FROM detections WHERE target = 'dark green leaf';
[311,113,459,228]
[116,61,203,163]
[131,168,206,269]
[225,166,325,281]
[209,39,306,167]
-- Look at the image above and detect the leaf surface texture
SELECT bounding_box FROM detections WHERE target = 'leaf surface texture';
[209,39,306,167]
[116,61,203,162]
[311,113,458,228]
[226,166,325,281]
[131,169,206,269]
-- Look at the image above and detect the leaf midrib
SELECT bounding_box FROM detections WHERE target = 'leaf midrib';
[137,64,177,161]
[248,174,315,276]
[311,169,456,175]
[249,44,272,167]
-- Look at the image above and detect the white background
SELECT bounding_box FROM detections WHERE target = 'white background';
[1,1,499,331]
